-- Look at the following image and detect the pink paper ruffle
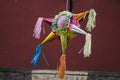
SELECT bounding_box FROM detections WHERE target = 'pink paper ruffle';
[33,17,44,39]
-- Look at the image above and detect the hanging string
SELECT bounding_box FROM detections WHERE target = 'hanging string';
[66,0,69,11]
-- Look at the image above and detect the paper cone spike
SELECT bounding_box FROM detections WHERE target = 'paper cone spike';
[44,18,53,25]
[60,33,68,53]
[41,31,55,45]
[70,24,87,35]
[74,11,89,21]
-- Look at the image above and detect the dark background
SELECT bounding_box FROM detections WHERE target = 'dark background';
[0,0,120,72]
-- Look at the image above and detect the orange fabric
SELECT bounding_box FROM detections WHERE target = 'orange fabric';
[57,54,66,78]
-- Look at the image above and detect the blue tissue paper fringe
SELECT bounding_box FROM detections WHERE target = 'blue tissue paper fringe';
[31,45,43,66]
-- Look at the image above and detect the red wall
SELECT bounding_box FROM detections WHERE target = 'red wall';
[0,0,120,72]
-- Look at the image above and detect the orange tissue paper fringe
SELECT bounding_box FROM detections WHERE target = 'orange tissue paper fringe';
[57,54,66,78]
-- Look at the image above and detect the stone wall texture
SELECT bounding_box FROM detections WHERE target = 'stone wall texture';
[0,67,120,80]
[0,67,32,80]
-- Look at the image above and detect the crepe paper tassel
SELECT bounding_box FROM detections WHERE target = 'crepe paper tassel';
[86,9,97,31]
[42,53,49,66]
[74,11,89,21]
[33,17,44,39]
[60,33,68,53]
[70,24,87,35]
[31,45,43,66]
[41,31,55,45]
[57,54,66,78]
[83,33,91,57]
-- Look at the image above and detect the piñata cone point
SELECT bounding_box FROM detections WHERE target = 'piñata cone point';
[74,11,89,21]
[41,31,55,45]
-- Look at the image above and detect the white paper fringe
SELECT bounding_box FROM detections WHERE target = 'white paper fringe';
[83,33,92,57]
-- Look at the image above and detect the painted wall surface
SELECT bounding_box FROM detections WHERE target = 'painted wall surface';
[0,0,120,72]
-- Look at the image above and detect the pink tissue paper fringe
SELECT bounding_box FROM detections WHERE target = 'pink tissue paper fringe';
[33,17,44,39]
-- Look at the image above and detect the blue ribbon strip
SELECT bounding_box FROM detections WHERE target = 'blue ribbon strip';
[31,45,43,66]
[31,45,49,66]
